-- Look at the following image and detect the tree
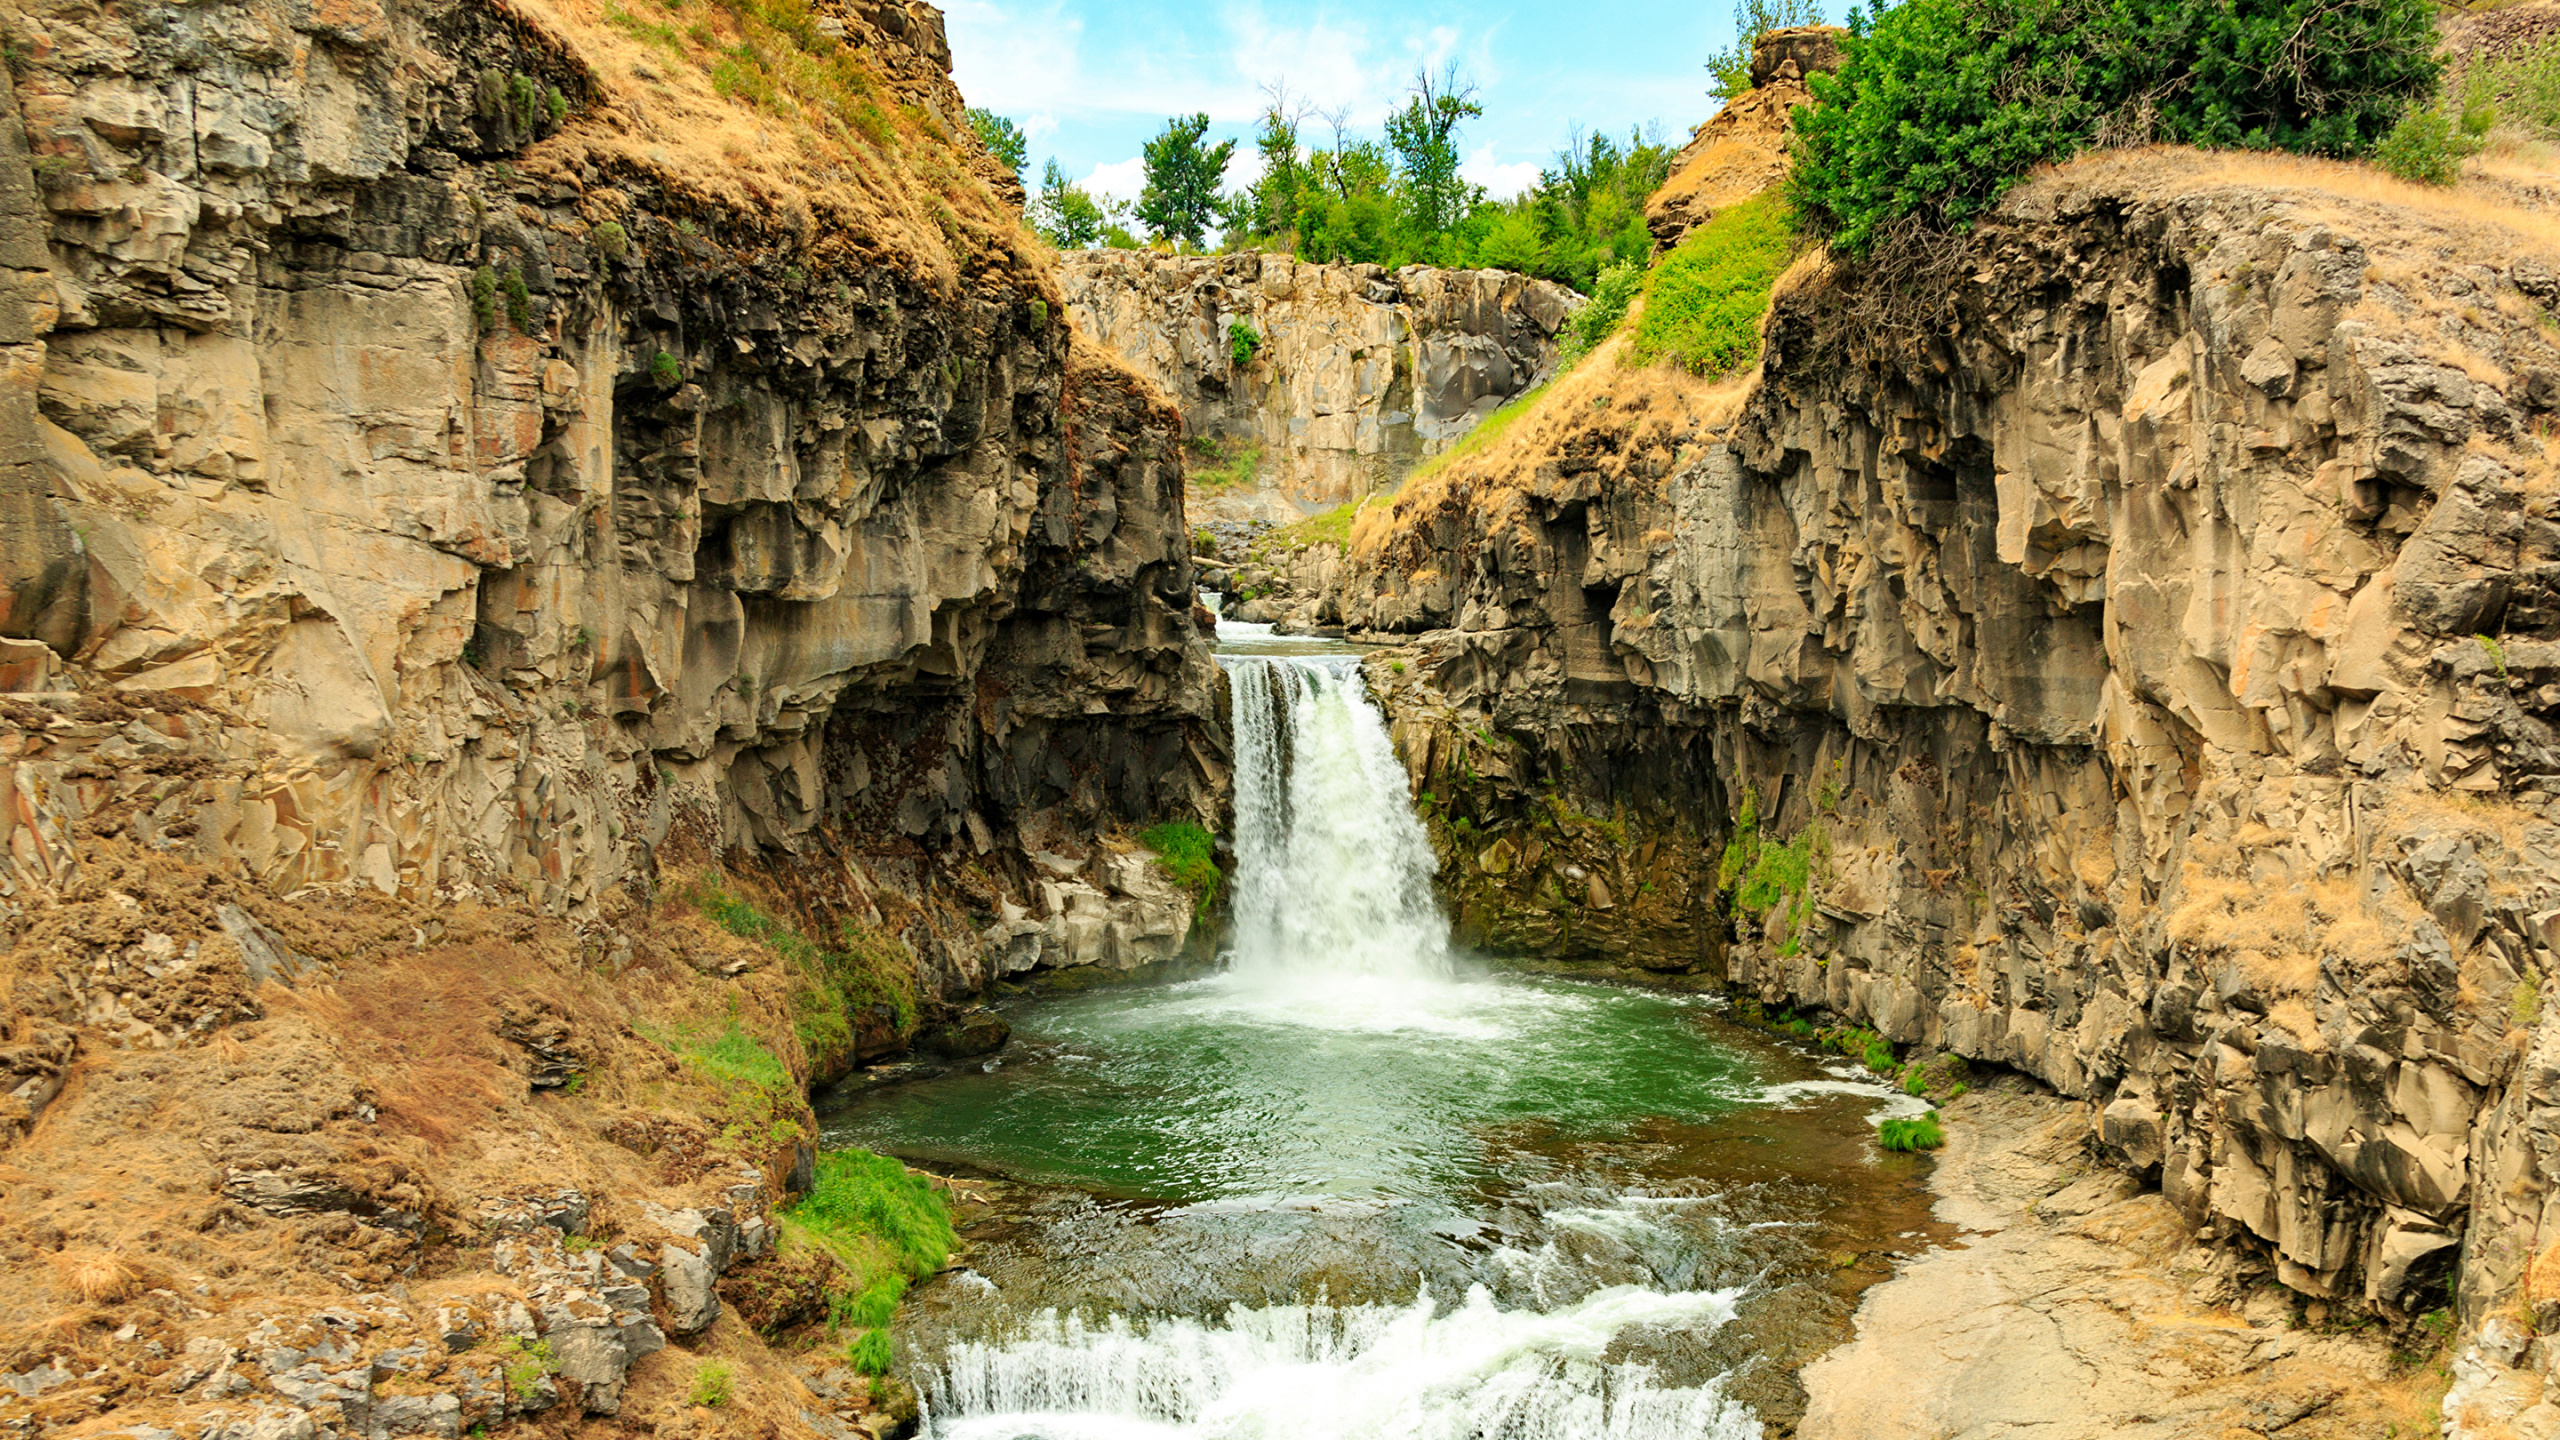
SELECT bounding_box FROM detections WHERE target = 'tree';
[1030,158,1117,249]
[1383,64,1483,238]
[967,108,1027,174]
[1233,89,1314,246]
[1137,113,1237,249]
[1789,0,2441,254]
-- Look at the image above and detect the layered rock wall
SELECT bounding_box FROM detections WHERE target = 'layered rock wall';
[1058,249,1577,520]
[1334,153,2560,1351]
[0,0,1220,1024]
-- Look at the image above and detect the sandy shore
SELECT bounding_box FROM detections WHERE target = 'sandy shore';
[1794,1085,2424,1439]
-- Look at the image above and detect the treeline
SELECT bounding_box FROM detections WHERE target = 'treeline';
[972,68,1668,294]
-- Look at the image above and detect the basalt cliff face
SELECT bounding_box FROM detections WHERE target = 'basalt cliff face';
[1334,145,2560,1384]
[0,0,1219,993]
[1058,249,1576,522]
[0,0,1217,1431]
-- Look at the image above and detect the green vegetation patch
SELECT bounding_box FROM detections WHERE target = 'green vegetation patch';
[1717,788,1827,956]
[1250,496,1373,558]
[1629,191,1797,378]
[783,1149,954,1375]
[687,1361,735,1408]
[682,876,918,1071]
[1184,436,1263,489]
[1879,1112,1947,1152]
[1789,0,2441,254]
[1138,821,1222,916]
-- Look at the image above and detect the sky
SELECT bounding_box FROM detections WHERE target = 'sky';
[942,0,1806,204]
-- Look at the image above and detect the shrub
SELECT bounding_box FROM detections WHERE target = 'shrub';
[1791,0,2442,254]
[651,350,683,388]
[2480,37,2560,140]
[589,220,630,262]
[470,266,498,332]
[1879,1112,1946,1151]
[1139,820,1222,916]
[1227,320,1262,368]
[1628,190,1796,377]
[2373,91,2495,185]
[1862,1035,1897,1074]
[688,1361,734,1408]
[490,1337,554,1402]
[1560,260,1642,359]
[499,267,532,331]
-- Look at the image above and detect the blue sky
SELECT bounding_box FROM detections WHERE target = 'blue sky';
[943,0,1809,203]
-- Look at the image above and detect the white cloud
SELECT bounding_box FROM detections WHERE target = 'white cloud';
[1084,157,1146,202]
[1462,147,1543,200]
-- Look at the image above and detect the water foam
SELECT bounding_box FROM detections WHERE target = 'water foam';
[921,1284,1762,1440]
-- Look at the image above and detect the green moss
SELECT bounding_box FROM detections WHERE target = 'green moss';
[589,220,630,262]
[682,877,918,1069]
[651,350,684,388]
[1138,821,1221,917]
[1628,191,1797,378]
[1185,436,1264,489]
[1717,787,1827,954]
[1879,1112,1946,1152]
[488,1337,554,1402]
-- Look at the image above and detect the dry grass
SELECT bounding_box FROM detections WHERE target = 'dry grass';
[2024,146,2560,266]
[51,1248,141,1304]
[500,0,1038,298]
[1351,324,1755,563]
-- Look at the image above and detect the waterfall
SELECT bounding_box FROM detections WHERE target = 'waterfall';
[1223,657,1453,981]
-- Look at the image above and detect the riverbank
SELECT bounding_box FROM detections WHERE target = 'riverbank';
[1797,1085,2431,1439]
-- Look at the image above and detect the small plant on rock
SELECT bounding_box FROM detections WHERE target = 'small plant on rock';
[470,266,499,333]
[490,1336,555,1403]
[589,220,629,263]
[651,350,683,388]
[687,1360,734,1408]
[1878,1112,1946,1152]
[1227,320,1262,367]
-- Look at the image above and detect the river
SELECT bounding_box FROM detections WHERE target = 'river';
[818,623,1946,1438]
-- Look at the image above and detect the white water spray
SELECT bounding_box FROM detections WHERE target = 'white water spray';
[1225,656,1452,981]
[922,1284,1761,1440]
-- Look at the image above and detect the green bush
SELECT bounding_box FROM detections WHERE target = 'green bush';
[1879,1112,1946,1151]
[589,220,630,262]
[1139,821,1222,916]
[1791,0,2442,254]
[687,1361,734,1408]
[470,266,499,332]
[1862,1035,1897,1074]
[2372,101,2490,185]
[1560,260,1643,359]
[651,350,683,388]
[1227,321,1262,368]
[1629,190,1797,377]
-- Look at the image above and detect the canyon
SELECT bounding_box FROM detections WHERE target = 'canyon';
[5,0,2560,1437]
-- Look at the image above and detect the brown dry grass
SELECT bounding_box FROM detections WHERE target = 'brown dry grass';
[1351,326,1756,563]
[2024,146,2560,266]
[502,0,1042,300]
[50,1248,142,1304]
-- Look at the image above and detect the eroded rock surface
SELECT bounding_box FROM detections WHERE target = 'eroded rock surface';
[1332,148,2560,1391]
[0,0,1221,1035]
[1059,250,1577,520]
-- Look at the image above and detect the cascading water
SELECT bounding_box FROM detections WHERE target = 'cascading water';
[833,620,1940,1440]
[1224,655,1453,982]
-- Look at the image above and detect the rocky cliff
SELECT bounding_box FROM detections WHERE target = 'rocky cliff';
[1331,141,2560,1386]
[1058,249,1577,522]
[0,0,1219,1431]
[0,0,1220,996]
